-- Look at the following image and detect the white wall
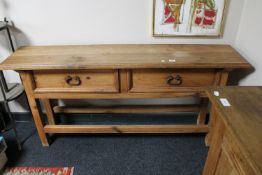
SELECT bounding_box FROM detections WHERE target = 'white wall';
[0,0,250,112]
[234,0,262,85]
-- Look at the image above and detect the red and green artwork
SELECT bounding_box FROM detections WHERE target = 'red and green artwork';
[163,0,185,25]
[154,0,226,36]
[193,0,217,28]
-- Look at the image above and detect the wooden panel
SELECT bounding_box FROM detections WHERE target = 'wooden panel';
[32,69,119,93]
[129,69,216,92]
[119,69,129,93]
[44,124,209,134]
[0,45,251,70]
[205,107,218,146]
[222,133,259,175]
[214,147,239,175]
[202,116,225,175]
[53,105,200,114]
[206,87,262,175]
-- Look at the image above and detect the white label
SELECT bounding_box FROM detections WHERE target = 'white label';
[220,98,231,107]
[169,59,176,63]
[214,91,220,97]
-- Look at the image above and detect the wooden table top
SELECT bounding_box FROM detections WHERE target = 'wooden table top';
[206,87,262,174]
[0,44,251,70]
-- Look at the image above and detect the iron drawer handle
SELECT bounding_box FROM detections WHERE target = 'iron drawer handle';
[65,75,82,86]
[167,75,183,86]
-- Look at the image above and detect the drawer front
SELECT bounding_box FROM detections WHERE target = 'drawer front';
[33,70,119,93]
[129,69,216,92]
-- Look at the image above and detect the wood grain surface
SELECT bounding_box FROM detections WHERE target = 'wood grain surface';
[204,87,262,175]
[0,45,251,70]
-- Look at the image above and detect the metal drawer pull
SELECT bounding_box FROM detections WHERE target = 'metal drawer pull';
[167,75,182,86]
[65,75,82,86]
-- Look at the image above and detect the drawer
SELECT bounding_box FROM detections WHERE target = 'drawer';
[32,70,119,93]
[129,69,216,92]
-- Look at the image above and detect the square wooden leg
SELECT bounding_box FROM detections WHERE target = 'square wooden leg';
[197,98,209,125]
[42,99,55,125]
[20,72,49,147]
[28,98,49,146]
[205,107,217,146]
[202,116,225,175]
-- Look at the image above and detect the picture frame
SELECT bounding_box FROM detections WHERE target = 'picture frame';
[153,0,227,37]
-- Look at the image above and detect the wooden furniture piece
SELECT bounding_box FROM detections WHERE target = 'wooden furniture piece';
[203,87,262,175]
[0,45,251,146]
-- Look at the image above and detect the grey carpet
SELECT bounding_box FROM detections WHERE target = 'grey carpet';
[3,114,208,175]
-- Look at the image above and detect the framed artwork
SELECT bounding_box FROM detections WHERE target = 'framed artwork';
[153,0,227,37]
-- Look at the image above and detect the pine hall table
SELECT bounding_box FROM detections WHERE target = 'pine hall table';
[0,45,251,146]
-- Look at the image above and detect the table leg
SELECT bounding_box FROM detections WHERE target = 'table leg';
[205,107,217,146]
[28,98,49,146]
[42,99,55,125]
[20,72,49,146]
[202,115,225,175]
[197,98,209,125]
